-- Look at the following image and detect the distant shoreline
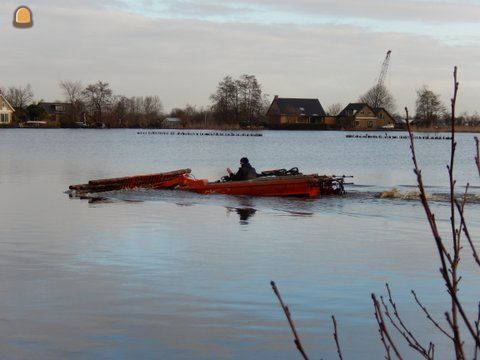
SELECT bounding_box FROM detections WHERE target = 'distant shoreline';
[1,125,480,133]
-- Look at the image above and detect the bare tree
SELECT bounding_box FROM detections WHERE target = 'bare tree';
[210,76,238,125]
[60,80,84,124]
[415,86,446,127]
[111,95,163,128]
[359,84,396,114]
[60,80,83,104]
[211,74,266,126]
[143,96,163,116]
[111,95,130,127]
[237,74,264,124]
[327,103,343,116]
[82,81,113,122]
[5,84,34,109]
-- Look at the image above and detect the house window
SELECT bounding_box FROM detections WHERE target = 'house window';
[378,113,384,119]
[355,121,360,127]
[55,105,64,112]
[0,114,9,123]
[296,116,309,124]
[368,120,373,128]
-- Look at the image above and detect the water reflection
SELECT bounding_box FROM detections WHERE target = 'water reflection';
[225,197,257,224]
[227,207,257,224]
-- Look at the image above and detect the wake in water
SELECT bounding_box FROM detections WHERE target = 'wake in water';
[67,184,480,206]
[377,187,480,203]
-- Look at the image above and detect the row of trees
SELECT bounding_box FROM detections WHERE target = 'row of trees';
[1,75,269,128]
[0,82,164,128]
[2,77,480,128]
[209,74,270,127]
[59,80,164,127]
[326,83,480,127]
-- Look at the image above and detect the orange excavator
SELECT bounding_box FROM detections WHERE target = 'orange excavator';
[69,168,349,198]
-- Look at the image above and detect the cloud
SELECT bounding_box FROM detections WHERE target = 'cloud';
[1,0,479,112]
[121,0,480,23]
[242,0,480,23]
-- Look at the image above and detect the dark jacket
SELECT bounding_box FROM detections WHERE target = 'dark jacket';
[230,163,257,181]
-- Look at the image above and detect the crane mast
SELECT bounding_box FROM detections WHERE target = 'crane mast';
[376,50,392,87]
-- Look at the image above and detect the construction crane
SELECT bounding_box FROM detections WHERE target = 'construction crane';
[376,50,392,87]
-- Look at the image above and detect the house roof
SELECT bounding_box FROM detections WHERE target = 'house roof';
[38,102,70,114]
[373,107,395,118]
[0,94,14,112]
[338,103,374,117]
[270,97,326,116]
[164,117,182,122]
[373,108,398,122]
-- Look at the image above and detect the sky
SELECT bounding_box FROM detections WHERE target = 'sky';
[1,0,480,113]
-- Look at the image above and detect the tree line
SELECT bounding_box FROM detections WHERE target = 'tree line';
[2,76,479,128]
[0,74,269,129]
[326,83,480,127]
[0,81,164,128]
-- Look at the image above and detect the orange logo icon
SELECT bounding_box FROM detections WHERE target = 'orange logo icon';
[13,6,33,28]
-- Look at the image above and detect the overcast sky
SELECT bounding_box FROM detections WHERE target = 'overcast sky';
[1,0,480,113]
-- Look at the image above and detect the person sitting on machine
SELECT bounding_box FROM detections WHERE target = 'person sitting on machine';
[227,157,257,181]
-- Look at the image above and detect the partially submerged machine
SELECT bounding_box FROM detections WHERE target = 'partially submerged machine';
[69,168,349,198]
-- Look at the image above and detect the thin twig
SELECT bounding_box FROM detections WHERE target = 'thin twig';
[454,197,480,267]
[332,316,344,360]
[412,290,454,341]
[475,137,480,177]
[373,297,392,359]
[372,293,404,360]
[270,281,310,360]
[448,67,464,360]
[475,302,480,360]
[381,285,432,359]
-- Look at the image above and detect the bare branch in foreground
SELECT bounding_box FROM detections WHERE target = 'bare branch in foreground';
[406,77,480,351]
[454,197,480,267]
[381,285,433,359]
[412,290,454,341]
[270,281,310,360]
[332,316,344,360]
[372,293,403,360]
[475,137,480,177]
[447,67,464,359]
[475,303,480,360]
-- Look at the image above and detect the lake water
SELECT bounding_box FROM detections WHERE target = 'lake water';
[1,129,479,359]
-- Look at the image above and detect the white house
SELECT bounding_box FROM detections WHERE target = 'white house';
[0,94,14,124]
[163,117,182,128]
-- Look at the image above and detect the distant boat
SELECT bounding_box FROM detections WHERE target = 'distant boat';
[23,120,48,128]
[74,121,89,128]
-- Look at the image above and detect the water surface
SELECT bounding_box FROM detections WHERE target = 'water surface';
[1,129,479,359]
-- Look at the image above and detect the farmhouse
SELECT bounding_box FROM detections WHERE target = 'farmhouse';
[0,94,14,124]
[337,103,394,130]
[38,102,72,123]
[266,96,326,127]
[163,117,182,128]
